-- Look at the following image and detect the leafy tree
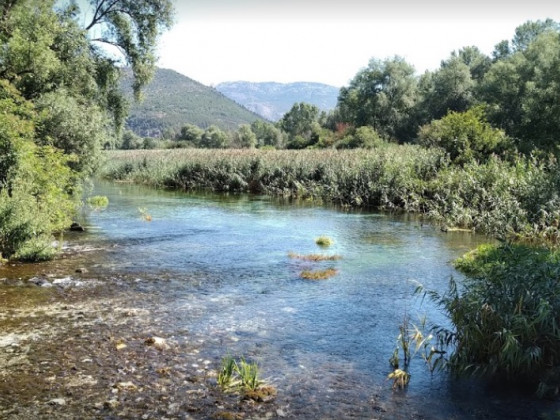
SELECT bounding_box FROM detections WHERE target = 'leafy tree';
[418,107,511,164]
[120,129,143,149]
[279,102,326,149]
[481,30,560,152]
[250,120,283,148]
[232,124,257,148]
[417,57,475,123]
[337,56,417,141]
[178,123,204,145]
[200,125,229,149]
[0,0,173,260]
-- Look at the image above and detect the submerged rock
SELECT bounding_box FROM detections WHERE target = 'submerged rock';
[144,336,169,350]
[28,277,52,288]
[69,222,85,232]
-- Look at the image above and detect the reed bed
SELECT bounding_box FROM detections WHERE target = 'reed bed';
[101,147,560,242]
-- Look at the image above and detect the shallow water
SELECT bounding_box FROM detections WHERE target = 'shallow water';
[1,181,559,419]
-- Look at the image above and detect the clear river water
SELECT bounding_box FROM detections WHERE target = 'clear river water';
[1,180,559,419]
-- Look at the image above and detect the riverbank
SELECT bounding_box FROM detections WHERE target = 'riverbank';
[101,148,560,243]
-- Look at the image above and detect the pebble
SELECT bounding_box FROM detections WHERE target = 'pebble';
[47,398,66,406]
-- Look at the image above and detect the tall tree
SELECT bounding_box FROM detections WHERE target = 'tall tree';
[482,30,560,152]
[337,56,417,141]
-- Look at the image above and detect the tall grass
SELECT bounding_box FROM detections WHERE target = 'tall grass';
[421,243,560,396]
[101,148,560,242]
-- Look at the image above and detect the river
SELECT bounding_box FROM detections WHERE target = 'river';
[0,181,558,419]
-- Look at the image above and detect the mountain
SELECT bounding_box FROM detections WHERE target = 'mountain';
[215,81,340,121]
[121,68,264,137]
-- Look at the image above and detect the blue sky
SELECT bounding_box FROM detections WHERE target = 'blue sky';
[155,0,560,87]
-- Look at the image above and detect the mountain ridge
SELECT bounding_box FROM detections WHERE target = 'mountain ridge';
[216,81,339,121]
[121,68,264,137]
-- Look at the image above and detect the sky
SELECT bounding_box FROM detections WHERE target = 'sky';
[156,0,560,87]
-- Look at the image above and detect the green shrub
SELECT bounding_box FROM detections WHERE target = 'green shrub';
[418,107,512,164]
[426,243,560,396]
[86,195,109,208]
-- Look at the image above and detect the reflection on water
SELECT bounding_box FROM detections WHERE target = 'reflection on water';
[1,180,557,419]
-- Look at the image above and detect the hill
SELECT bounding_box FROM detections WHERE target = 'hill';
[215,81,339,121]
[121,68,264,137]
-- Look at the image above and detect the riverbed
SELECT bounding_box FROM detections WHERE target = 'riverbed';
[0,181,558,419]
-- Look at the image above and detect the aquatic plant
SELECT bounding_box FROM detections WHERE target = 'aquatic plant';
[236,358,261,391]
[300,268,338,280]
[388,314,442,390]
[288,252,341,261]
[315,236,334,247]
[387,369,410,390]
[138,207,152,221]
[86,195,109,208]
[217,355,265,394]
[217,355,238,390]
[420,242,560,397]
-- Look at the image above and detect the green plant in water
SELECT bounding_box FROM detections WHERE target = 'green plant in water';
[86,195,109,208]
[217,355,238,390]
[217,355,264,393]
[388,314,442,390]
[300,268,338,280]
[315,235,334,247]
[138,207,152,221]
[388,369,410,390]
[288,252,341,261]
[236,357,261,391]
[419,242,560,397]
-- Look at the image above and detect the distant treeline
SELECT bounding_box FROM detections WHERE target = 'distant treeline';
[119,19,560,163]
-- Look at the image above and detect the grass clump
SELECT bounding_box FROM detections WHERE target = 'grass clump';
[217,355,272,398]
[288,252,341,261]
[300,268,338,280]
[86,195,109,208]
[421,242,560,397]
[315,236,334,247]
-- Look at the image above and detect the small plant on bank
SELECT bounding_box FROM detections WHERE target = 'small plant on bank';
[86,195,109,208]
[315,236,334,247]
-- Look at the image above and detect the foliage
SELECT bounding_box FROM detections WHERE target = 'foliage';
[337,56,417,141]
[315,236,334,247]
[0,0,173,260]
[200,125,229,149]
[217,355,263,393]
[86,195,109,208]
[423,243,560,396]
[481,30,560,152]
[418,107,511,164]
[231,124,257,149]
[250,120,284,149]
[280,102,322,149]
[336,126,384,149]
[102,147,560,242]
[0,80,79,260]
[300,268,338,280]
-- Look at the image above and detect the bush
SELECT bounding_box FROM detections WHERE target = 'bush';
[418,107,512,164]
[336,126,384,149]
[427,243,560,396]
